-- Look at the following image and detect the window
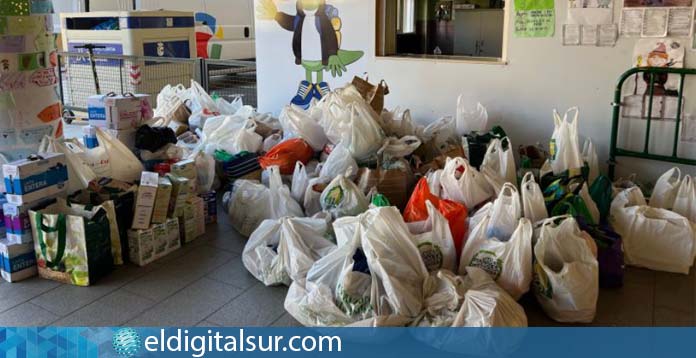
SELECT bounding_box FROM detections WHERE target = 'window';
[377,0,508,62]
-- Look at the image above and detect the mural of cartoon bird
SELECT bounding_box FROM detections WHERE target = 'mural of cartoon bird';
[195,12,225,59]
[257,0,364,108]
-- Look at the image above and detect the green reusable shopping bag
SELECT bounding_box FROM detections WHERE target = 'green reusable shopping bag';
[550,195,596,225]
[32,202,113,286]
[590,175,612,224]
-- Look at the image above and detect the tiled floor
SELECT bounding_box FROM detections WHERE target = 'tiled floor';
[1,211,695,327]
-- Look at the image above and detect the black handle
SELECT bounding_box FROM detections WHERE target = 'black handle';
[244,27,250,38]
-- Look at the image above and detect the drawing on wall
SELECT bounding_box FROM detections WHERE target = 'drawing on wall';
[195,12,225,59]
[624,0,692,7]
[623,39,685,120]
[256,0,365,108]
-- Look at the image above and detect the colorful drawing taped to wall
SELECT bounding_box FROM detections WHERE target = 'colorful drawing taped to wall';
[623,38,685,120]
[0,35,25,53]
[36,102,61,123]
[195,12,224,59]
[624,0,691,6]
[30,68,57,87]
[0,17,8,35]
[0,0,30,16]
[257,0,365,108]
[17,52,45,71]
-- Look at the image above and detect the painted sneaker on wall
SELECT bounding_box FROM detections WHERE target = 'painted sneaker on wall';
[291,80,314,109]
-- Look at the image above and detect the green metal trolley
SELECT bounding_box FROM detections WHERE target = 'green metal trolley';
[609,67,696,180]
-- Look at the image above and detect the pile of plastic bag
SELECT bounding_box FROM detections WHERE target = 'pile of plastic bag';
[128,78,696,328]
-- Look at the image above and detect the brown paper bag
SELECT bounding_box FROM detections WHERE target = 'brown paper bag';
[352,75,390,114]
[356,160,415,210]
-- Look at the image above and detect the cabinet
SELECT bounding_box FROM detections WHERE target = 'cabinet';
[452,9,504,58]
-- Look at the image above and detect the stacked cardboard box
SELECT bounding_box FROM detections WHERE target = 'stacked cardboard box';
[88,93,153,150]
[0,239,37,282]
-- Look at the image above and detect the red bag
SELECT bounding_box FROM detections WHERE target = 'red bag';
[404,178,468,254]
[259,138,315,175]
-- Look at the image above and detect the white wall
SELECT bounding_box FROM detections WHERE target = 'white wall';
[256,0,696,181]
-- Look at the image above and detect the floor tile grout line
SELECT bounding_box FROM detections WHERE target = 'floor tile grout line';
[121,255,239,325]
[0,283,63,315]
[201,283,262,325]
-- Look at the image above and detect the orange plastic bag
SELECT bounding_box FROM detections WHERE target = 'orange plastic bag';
[259,138,315,175]
[404,178,469,254]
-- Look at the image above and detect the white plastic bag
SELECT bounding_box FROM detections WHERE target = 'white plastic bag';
[228,167,303,237]
[549,107,583,175]
[263,133,283,152]
[418,116,457,147]
[612,187,695,274]
[460,215,533,300]
[216,95,243,115]
[243,216,335,287]
[673,175,696,222]
[426,169,444,197]
[319,144,358,180]
[406,201,457,272]
[279,105,328,151]
[285,208,428,326]
[228,180,271,237]
[190,150,216,194]
[456,96,489,136]
[291,162,311,203]
[452,267,528,327]
[320,175,369,219]
[218,119,263,155]
[303,177,328,217]
[381,108,421,138]
[485,183,522,241]
[185,80,220,130]
[521,172,548,224]
[582,138,599,185]
[267,166,305,220]
[39,137,97,194]
[481,137,517,186]
[95,128,143,182]
[533,216,599,323]
[650,167,682,209]
[379,136,422,159]
[441,157,493,209]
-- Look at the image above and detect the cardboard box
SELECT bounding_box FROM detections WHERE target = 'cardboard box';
[131,172,159,230]
[87,94,108,123]
[152,177,172,224]
[105,128,137,150]
[128,228,155,267]
[171,159,198,193]
[0,239,37,282]
[105,94,143,130]
[135,94,154,121]
[188,196,206,239]
[165,218,181,254]
[199,191,217,224]
[166,174,190,218]
[178,203,198,244]
[3,154,68,205]
[4,199,53,244]
[152,223,168,259]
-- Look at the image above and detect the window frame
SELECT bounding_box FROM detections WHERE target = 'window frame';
[375,0,511,65]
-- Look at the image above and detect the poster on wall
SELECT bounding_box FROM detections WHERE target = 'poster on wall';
[563,0,617,46]
[513,0,556,37]
[254,0,366,110]
[620,0,695,37]
[622,39,685,120]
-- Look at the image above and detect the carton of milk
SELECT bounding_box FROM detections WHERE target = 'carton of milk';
[0,239,37,282]
[131,172,159,230]
[3,154,68,205]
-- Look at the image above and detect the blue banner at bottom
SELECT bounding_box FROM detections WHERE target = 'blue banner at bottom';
[0,327,689,357]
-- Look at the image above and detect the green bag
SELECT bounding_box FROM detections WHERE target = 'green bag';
[371,193,391,207]
[31,199,113,286]
[589,175,612,224]
[550,195,596,225]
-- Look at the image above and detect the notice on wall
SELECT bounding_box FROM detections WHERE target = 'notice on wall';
[563,23,618,46]
[620,7,694,37]
[514,0,555,37]
[568,0,614,25]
